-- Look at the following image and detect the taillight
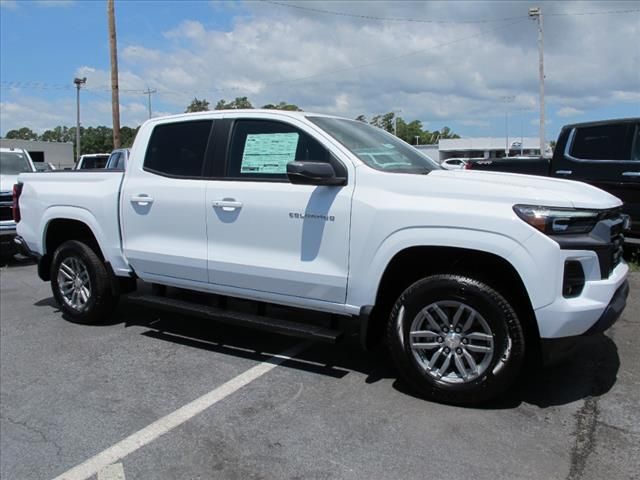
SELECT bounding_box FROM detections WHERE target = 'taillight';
[464,162,473,170]
[12,183,23,223]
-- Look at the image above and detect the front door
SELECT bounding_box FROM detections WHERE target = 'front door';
[206,118,353,304]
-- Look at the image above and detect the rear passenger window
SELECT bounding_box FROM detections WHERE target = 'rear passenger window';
[144,120,212,177]
[570,123,635,161]
[227,120,332,180]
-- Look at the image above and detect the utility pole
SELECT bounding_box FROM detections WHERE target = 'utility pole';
[394,110,402,137]
[529,6,545,157]
[108,0,121,148]
[73,77,86,162]
[143,87,157,118]
[501,95,515,156]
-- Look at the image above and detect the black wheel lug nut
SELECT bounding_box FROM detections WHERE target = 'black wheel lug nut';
[456,348,463,354]
[462,338,469,345]
[437,337,443,343]
[455,327,461,333]
[444,347,450,354]
[443,327,449,333]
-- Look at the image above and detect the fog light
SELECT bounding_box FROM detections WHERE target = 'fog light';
[563,260,585,298]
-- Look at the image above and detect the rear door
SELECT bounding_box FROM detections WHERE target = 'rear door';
[121,119,214,283]
[205,117,353,304]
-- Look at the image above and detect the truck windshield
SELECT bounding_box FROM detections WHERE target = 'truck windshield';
[0,151,31,175]
[307,117,440,173]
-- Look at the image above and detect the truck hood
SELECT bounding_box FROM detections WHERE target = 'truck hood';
[407,169,622,209]
[0,174,19,194]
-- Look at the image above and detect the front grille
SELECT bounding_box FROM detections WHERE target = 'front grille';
[595,214,625,279]
[0,206,12,222]
[0,193,14,222]
[610,219,625,273]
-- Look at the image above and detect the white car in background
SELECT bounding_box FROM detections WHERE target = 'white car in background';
[440,158,467,170]
[0,147,35,256]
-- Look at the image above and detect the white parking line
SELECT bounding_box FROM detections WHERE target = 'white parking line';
[51,342,309,480]
[96,463,125,480]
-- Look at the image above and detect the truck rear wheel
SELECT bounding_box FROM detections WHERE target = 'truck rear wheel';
[386,274,525,405]
[50,240,118,324]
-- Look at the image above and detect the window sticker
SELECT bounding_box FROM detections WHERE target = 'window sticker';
[241,132,299,174]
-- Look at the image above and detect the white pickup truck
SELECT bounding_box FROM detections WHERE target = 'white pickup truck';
[14,110,630,405]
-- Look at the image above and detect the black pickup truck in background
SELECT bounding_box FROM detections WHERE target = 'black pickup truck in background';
[465,118,640,244]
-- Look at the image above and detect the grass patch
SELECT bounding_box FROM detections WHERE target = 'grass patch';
[624,247,639,272]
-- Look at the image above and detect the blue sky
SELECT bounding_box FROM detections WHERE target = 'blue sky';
[1,0,638,140]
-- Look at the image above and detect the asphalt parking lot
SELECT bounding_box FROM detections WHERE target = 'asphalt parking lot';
[1,258,639,480]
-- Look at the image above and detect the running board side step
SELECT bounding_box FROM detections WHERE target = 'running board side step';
[127,294,343,343]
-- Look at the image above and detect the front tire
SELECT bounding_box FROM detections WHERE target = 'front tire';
[387,274,525,405]
[50,240,118,324]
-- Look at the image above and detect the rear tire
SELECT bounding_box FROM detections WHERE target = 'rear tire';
[50,240,118,324]
[386,274,525,405]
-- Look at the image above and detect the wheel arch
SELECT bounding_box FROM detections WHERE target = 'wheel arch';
[363,244,541,361]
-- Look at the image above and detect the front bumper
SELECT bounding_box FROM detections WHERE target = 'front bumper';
[540,279,629,365]
[535,260,629,338]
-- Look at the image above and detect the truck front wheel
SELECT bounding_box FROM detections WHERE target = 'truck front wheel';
[50,240,118,324]
[386,274,525,405]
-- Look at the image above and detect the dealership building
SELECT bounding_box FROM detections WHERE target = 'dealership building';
[0,138,75,169]
[416,137,550,163]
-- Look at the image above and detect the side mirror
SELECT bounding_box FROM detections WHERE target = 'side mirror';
[286,161,346,186]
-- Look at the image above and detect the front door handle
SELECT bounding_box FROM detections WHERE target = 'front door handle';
[555,170,572,175]
[130,194,154,206]
[622,171,640,177]
[212,199,243,211]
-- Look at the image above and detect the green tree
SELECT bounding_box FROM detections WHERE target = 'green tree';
[215,96,253,110]
[370,112,396,133]
[5,127,38,140]
[185,97,210,113]
[40,126,73,143]
[120,126,140,148]
[261,101,302,111]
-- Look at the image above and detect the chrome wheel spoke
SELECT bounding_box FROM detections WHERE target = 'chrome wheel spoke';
[436,352,453,378]
[424,311,442,332]
[465,343,492,353]
[59,263,74,280]
[462,349,478,373]
[461,311,476,332]
[431,304,450,327]
[454,352,469,380]
[450,305,465,329]
[466,332,493,342]
[411,342,440,350]
[428,347,444,368]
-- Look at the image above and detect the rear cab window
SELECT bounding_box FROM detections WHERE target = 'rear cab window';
[569,123,636,161]
[144,120,213,177]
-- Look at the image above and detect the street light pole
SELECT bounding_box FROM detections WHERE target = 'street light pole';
[529,6,545,157]
[394,110,402,137]
[73,77,87,162]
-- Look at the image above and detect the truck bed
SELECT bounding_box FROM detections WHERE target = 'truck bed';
[17,170,130,274]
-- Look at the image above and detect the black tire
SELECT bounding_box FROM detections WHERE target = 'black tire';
[386,274,525,406]
[50,240,118,324]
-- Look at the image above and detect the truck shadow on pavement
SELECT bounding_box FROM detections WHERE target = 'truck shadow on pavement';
[33,291,620,410]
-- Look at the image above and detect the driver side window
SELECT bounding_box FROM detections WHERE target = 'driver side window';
[226,120,332,181]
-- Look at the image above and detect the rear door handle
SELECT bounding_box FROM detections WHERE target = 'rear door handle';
[555,170,572,175]
[212,200,243,211]
[130,194,154,205]
[622,171,640,177]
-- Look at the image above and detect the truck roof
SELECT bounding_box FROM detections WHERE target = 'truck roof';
[145,109,348,126]
[561,117,639,130]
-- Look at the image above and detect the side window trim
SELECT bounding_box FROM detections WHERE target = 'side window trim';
[565,125,638,164]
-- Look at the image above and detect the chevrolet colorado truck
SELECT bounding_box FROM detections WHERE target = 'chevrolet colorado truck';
[464,118,640,244]
[13,110,630,405]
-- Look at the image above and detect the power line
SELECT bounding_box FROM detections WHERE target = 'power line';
[262,1,639,23]
[261,0,526,24]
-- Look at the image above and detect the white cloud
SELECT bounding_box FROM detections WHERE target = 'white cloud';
[1,0,638,136]
[557,107,584,117]
[0,0,17,9]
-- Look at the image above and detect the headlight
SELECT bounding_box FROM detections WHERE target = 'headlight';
[513,205,600,235]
